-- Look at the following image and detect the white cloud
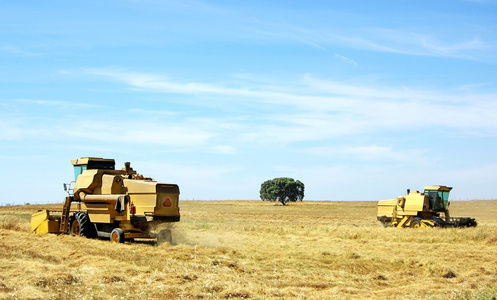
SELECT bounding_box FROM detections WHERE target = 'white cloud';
[210,145,237,155]
[268,19,495,61]
[4,68,497,153]
[334,53,358,66]
[80,68,497,141]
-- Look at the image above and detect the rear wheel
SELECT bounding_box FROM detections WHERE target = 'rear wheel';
[110,228,125,243]
[409,217,422,228]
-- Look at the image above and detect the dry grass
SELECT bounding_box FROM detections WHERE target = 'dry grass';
[1,200,496,299]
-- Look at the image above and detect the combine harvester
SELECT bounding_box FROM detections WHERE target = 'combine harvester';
[31,157,180,243]
[377,185,477,228]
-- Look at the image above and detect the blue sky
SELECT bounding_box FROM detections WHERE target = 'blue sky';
[1,0,497,204]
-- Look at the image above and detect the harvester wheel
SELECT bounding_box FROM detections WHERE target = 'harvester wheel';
[69,212,96,238]
[70,219,80,236]
[409,217,422,228]
[110,228,125,243]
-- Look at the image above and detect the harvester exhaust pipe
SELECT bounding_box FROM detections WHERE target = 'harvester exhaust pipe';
[407,189,410,194]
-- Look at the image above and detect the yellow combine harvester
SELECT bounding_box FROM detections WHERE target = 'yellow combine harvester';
[31,157,180,243]
[377,185,477,228]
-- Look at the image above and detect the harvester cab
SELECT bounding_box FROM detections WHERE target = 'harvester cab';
[64,158,117,195]
[31,157,180,243]
[377,185,477,228]
[72,157,116,180]
[424,185,451,213]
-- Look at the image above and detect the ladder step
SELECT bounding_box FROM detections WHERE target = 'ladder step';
[59,196,73,233]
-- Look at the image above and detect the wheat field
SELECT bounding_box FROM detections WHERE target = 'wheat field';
[1,200,496,299]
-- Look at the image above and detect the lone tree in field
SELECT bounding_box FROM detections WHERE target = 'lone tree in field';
[260,177,305,205]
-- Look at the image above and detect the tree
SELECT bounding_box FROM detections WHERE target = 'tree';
[260,177,305,205]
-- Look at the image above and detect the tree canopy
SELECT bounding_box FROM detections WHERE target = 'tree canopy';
[260,177,305,205]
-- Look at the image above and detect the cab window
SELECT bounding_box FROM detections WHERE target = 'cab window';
[425,189,449,211]
[73,165,87,180]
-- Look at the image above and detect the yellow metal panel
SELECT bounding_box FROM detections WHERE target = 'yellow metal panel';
[88,212,111,223]
[83,203,111,211]
[377,199,395,218]
[84,203,114,223]
[101,174,124,194]
[31,210,49,232]
[75,169,125,195]
[424,185,452,192]
[35,220,50,234]
[129,193,156,205]
[34,219,60,234]
[124,179,157,193]
[84,202,125,222]
[74,170,100,192]
[397,216,412,227]
[403,194,425,215]
[129,194,157,215]
[155,195,180,216]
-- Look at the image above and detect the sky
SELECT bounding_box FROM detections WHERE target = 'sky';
[1,0,497,204]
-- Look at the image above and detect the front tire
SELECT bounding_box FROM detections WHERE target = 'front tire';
[410,217,422,228]
[69,212,96,238]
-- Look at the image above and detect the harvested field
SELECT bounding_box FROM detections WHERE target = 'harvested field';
[1,200,497,299]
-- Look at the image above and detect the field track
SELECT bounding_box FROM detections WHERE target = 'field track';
[1,200,496,299]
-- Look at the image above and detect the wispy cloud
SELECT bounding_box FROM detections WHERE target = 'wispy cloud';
[0,45,39,56]
[258,18,494,61]
[5,67,495,161]
[334,53,357,66]
[367,28,489,59]
[81,68,497,141]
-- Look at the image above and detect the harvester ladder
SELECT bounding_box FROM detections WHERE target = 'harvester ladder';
[59,196,73,233]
